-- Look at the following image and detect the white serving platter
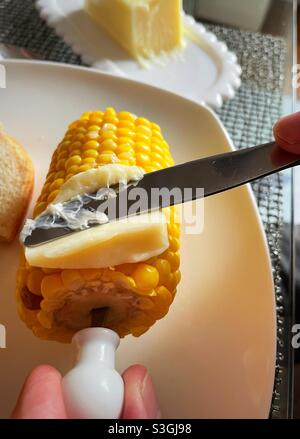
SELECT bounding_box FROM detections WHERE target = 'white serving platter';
[0,60,274,419]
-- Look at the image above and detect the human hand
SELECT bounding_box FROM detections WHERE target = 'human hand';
[273,111,300,154]
[11,364,160,419]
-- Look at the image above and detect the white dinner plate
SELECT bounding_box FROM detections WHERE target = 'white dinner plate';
[0,60,275,419]
[36,0,241,109]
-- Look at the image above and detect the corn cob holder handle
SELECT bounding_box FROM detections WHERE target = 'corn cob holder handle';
[62,328,124,419]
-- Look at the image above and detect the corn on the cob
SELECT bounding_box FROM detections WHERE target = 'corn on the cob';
[16,108,181,343]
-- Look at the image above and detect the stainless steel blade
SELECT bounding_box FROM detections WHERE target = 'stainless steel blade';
[24,141,300,247]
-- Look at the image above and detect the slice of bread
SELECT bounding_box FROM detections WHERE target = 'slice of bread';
[0,128,34,242]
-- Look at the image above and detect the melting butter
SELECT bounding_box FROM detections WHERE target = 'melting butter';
[23,164,169,269]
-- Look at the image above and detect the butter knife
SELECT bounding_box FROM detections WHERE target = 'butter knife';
[23,140,300,247]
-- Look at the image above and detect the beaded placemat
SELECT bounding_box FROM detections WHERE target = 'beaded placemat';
[0,0,287,418]
[205,24,286,418]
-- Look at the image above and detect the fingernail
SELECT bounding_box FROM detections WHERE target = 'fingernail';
[140,372,161,419]
[273,111,300,153]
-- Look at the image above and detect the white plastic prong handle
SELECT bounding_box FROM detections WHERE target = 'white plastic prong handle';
[62,328,124,419]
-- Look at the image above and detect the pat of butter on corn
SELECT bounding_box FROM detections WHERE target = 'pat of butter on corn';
[84,0,183,61]
[25,165,169,269]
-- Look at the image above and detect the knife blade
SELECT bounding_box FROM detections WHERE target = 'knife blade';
[23,141,300,247]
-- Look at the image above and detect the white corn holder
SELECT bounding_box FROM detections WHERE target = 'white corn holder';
[62,328,124,419]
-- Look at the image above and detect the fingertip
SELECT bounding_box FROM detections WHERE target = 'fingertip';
[122,364,161,420]
[12,364,67,419]
[273,112,300,154]
[122,364,148,382]
[24,364,62,385]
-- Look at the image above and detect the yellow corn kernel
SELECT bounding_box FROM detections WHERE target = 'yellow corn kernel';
[55,159,66,171]
[104,117,119,125]
[135,134,151,144]
[117,128,135,138]
[54,170,66,180]
[67,165,80,175]
[50,178,64,192]
[118,121,135,130]
[154,259,171,286]
[47,190,60,203]
[70,141,82,150]
[136,297,154,310]
[118,111,136,122]
[83,140,100,150]
[78,164,93,173]
[166,251,180,271]
[59,141,71,151]
[82,157,96,165]
[61,270,85,291]
[97,152,119,164]
[69,150,82,158]
[41,274,65,299]
[76,126,87,133]
[85,131,99,141]
[152,123,161,132]
[174,270,181,286]
[136,143,151,154]
[82,149,99,159]
[65,173,75,181]
[117,137,134,146]
[100,139,117,151]
[89,116,103,125]
[100,131,117,141]
[152,286,173,318]
[131,326,150,337]
[33,202,47,218]
[37,310,53,329]
[118,152,136,165]
[87,124,101,132]
[136,152,150,166]
[169,236,180,252]
[91,110,104,118]
[136,117,151,127]
[46,171,56,181]
[129,311,154,328]
[104,107,117,117]
[152,130,163,140]
[26,270,44,296]
[102,123,117,132]
[75,133,86,141]
[136,125,152,136]
[151,152,164,163]
[132,264,159,292]
[42,268,60,274]
[65,155,82,169]
[116,144,134,154]
[57,151,68,161]
[108,271,136,290]
[81,269,101,281]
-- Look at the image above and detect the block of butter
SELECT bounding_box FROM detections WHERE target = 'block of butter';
[24,165,169,269]
[84,0,183,61]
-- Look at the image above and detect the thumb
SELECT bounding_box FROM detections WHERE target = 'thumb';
[122,364,161,419]
[11,365,67,419]
[273,111,300,154]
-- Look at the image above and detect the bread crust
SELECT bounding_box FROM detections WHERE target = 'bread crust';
[0,130,34,242]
